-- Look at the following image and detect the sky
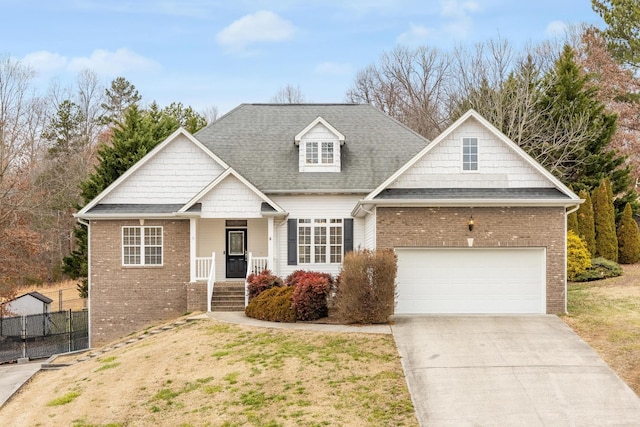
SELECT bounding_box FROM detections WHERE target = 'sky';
[2,1,604,116]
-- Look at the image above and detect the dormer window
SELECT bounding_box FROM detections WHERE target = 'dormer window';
[296,117,344,173]
[306,141,334,165]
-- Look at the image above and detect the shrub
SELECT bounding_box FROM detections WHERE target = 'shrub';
[335,249,396,324]
[593,179,618,262]
[292,272,332,321]
[246,269,283,301]
[245,286,296,322]
[577,190,596,256]
[617,202,640,264]
[573,257,623,282]
[285,269,332,288]
[567,230,591,281]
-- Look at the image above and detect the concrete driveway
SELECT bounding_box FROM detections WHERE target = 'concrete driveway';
[391,315,640,426]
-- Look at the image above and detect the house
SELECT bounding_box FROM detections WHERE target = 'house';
[4,292,53,317]
[76,105,582,345]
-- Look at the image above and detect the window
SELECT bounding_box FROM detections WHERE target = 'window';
[298,218,343,264]
[306,142,334,165]
[462,137,478,171]
[122,226,163,266]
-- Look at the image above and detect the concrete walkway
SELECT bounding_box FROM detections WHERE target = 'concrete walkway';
[391,315,640,426]
[0,361,41,408]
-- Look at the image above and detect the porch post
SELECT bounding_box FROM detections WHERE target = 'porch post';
[190,218,196,282]
[267,217,275,274]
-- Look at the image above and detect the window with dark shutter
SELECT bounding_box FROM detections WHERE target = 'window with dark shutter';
[344,218,354,254]
[287,218,297,265]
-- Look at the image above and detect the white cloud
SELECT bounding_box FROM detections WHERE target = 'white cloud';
[545,20,567,37]
[439,0,481,39]
[397,23,433,45]
[216,10,296,52]
[314,62,353,76]
[68,48,160,75]
[22,51,68,74]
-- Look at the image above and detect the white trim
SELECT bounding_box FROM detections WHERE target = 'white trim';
[365,109,581,202]
[461,136,479,173]
[178,168,286,215]
[190,219,197,282]
[121,225,164,267]
[77,127,229,216]
[294,116,345,145]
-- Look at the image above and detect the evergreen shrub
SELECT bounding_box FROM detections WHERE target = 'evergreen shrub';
[291,272,332,321]
[567,230,591,281]
[336,249,396,324]
[573,257,623,282]
[245,286,296,322]
[617,203,640,264]
[246,269,283,301]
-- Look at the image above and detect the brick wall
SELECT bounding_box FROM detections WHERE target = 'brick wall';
[186,281,207,312]
[89,219,190,345]
[376,207,566,313]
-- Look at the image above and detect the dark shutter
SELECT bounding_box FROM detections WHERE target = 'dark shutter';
[344,218,354,254]
[287,218,297,265]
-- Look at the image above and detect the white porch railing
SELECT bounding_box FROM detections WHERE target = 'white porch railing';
[245,254,269,306]
[206,252,216,312]
[195,257,213,281]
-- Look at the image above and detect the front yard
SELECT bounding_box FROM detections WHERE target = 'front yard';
[563,264,640,396]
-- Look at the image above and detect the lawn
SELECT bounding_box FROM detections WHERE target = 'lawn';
[0,317,418,427]
[562,263,640,396]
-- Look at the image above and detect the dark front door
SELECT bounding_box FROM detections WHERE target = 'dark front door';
[226,229,247,278]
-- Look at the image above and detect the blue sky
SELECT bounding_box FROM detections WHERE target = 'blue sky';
[3,1,603,115]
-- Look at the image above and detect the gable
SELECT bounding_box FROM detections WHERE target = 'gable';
[298,122,342,173]
[101,133,226,205]
[198,174,269,218]
[389,117,551,189]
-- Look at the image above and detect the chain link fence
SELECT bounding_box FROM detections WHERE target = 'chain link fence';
[0,310,88,364]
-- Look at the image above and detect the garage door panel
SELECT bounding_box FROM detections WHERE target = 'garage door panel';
[396,248,545,314]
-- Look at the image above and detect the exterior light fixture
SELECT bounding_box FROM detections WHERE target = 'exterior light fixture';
[468,216,474,232]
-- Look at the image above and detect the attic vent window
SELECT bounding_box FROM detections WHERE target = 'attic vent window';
[462,137,478,171]
[306,142,334,165]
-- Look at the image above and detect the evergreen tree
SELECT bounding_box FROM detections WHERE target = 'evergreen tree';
[577,190,596,256]
[567,210,579,235]
[617,202,640,263]
[593,178,618,261]
[539,46,630,199]
[592,0,640,69]
[100,77,141,125]
[162,101,208,134]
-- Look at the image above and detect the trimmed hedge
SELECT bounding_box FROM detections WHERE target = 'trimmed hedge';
[246,269,283,301]
[292,272,331,321]
[245,286,296,322]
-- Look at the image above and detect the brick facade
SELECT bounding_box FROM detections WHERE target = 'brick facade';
[376,206,566,313]
[89,219,190,345]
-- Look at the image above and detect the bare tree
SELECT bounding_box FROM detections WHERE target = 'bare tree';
[271,84,306,103]
[202,105,219,124]
[346,45,453,139]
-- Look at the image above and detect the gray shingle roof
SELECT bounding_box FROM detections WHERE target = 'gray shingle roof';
[194,104,429,192]
[375,188,571,200]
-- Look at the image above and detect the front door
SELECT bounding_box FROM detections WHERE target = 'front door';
[226,229,247,278]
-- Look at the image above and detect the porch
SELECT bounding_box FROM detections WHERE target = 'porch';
[188,218,275,311]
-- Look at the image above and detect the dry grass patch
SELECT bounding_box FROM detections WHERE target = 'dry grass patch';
[563,264,640,396]
[0,318,417,426]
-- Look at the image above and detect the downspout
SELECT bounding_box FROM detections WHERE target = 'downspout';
[76,218,91,348]
[564,205,580,314]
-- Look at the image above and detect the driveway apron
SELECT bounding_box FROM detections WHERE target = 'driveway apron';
[391,315,640,426]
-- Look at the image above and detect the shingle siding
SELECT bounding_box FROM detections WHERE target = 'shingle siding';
[90,219,190,345]
[376,206,566,314]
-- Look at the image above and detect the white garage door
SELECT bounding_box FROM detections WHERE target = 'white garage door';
[395,248,546,314]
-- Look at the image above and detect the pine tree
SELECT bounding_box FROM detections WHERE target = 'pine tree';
[617,202,640,263]
[577,190,596,256]
[100,77,141,125]
[593,178,618,261]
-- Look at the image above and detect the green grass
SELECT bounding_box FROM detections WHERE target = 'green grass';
[47,391,81,406]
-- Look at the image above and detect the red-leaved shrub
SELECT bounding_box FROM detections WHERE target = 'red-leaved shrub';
[291,271,332,321]
[246,269,283,301]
